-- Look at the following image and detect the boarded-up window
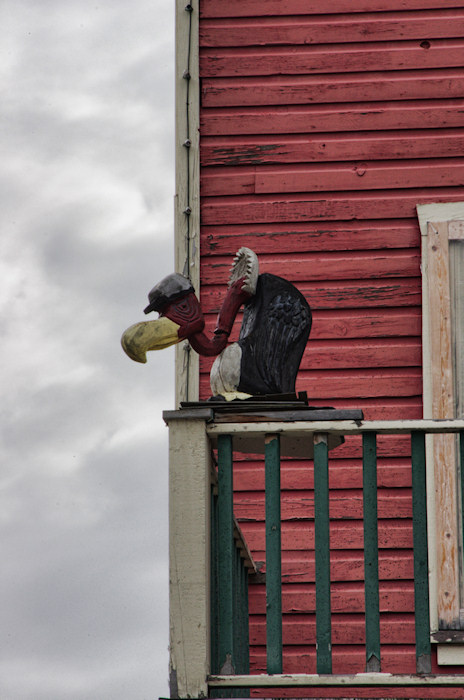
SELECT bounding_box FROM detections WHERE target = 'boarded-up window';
[419,204,464,644]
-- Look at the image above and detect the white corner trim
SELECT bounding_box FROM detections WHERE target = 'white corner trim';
[175,0,200,404]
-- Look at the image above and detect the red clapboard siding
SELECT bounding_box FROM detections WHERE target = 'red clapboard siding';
[234,458,413,490]
[234,488,412,519]
[196,0,464,680]
[201,100,464,135]
[201,159,464,196]
[249,613,416,645]
[200,368,422,398]
[302,338,422,369]
[202,308,422,338]
[201,220,419,253]
[200,0,464,18]
[249,581,415,613]
[201,130,464,166]
[263,550,414,582]
[200,40,464,77]
[200,10,464,47]
[201,251,420,283]
[201,188,464,224]
[201,69,464,108]
[238,519,413,551]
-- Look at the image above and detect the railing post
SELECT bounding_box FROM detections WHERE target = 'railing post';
[265,434,283,674]
[217,434,235,674]
[411,430,431,673]
[166,416,211,698]
[313,432,332,674]
[362,431,381,672]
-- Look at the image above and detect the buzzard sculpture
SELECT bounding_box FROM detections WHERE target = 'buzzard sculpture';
[121,248,311,400]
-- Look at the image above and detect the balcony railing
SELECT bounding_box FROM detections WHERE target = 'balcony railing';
[164,407,464,698]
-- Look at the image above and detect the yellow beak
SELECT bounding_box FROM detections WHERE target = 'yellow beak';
[121,317,181,363]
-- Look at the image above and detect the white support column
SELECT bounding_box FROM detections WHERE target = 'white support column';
[167,416,211,698]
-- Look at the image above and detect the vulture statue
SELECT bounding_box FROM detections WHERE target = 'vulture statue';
[121,248,311,400]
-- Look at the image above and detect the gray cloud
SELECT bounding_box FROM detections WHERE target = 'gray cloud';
[1,0,175,697]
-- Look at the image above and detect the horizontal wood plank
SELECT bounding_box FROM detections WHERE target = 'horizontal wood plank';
[250,645,417,677]
[200,40,464,77]
[239,518,413,551]
[234,488,412,519]
[200,0,464,18]
[200,10,464,47]
[302,338,421,369]
[200,250,420,283]
[201,130,464,166]
[248,581,414,613]
[200,278,421,311]
[201,220,419,252]
[200,307,422,338]
[249,614,416,645]
[254,159,464,195]
[200,368,422,398]
[309,309,422,338]
[262,550,414,582]
[200,159,464,197]
[202,69,464,107]
[201,100,464,135]
[234,458,413,490]
[201,188,464,224]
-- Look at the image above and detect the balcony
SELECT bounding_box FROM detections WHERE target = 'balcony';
[164,402,464,698]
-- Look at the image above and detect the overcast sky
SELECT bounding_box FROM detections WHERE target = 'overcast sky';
[2,2,175,697]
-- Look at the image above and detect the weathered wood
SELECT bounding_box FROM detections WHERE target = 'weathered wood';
[201,220,419,253]
[200,40,464,77]
[200,278,422,311]
[201,130,464,166]
[200,250,420,283]
[201,100,464,136]
[249,615,416,646]
[234,459,413,491]
[253,160,464,196]
[201,189,464,225]
[301,339,422,370]
[208,418,464,436]
[202,70,464,108]
[263,550,414,583]
[427,222,461,630]
[239,519,413,551]
[233,489,412,520]
[199,307,421,340]
[200,0,464,18]
[208,671,464,687]
[202,368,422,400]
[175,0,200,404]
[200,10,464,47]
[167,417,211,698]
[249,647,419,677]
[249,582,415,614]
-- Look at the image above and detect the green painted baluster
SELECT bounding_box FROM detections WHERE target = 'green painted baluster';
[217,434,235,675]
[313,433,332,674]
[265,434,283,674]
[363,432,381,672]
[411,430,431,673]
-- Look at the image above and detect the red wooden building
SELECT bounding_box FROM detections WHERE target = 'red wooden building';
[168,0,464,697]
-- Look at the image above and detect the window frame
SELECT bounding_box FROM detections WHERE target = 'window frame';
[417,203,464,662]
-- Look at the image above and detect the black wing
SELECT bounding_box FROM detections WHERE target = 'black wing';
[237,274,311,395]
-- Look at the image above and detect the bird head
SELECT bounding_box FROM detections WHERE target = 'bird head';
[121,273,205,363]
